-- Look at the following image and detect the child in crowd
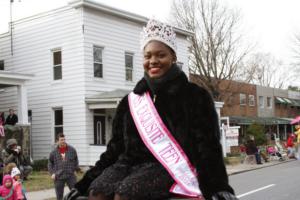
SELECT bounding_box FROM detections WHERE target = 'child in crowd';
[0,175,17,200]
[11,167,26,200]
[4,163,17,176]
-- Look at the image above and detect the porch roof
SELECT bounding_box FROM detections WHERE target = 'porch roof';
[0,71,34,87]
[85,89,131,109]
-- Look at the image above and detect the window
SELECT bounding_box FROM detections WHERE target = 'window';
[94,115,106,145]
[240,93,246,105]
[267,97,272,108]
[249,95,255,106]
[28,110,32,123]
[259,96,264,108]
[125,52,133,81]
[93,46,103,78]
[52,50,62,80]
[54,108,63,139]
[0,60,4,70]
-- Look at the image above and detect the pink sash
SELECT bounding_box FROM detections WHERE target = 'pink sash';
[128,92,203,198]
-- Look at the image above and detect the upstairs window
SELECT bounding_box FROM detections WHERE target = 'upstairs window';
[240,93,246,105]
[259,96,264,108]
[52,50,62,80]
[125,52,133,81]
[249,95,255,106]
[0,60,4,70]
[93,46,103,78]
[267,97,272,108]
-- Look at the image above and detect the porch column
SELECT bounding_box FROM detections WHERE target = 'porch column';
[215,102,226,157]
[214,102,224,121]
[284,125,287,140]
[17,84,29,125]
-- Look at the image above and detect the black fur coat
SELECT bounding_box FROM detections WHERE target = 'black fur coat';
[75,72,234,199]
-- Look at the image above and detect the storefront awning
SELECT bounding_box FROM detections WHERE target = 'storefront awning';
[282,97,293,105]
[275,97,287,104]
[229,116,292,125]
[275,96,300,107]
[289,99,300,107]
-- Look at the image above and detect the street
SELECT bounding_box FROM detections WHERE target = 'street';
[230,160,300,200]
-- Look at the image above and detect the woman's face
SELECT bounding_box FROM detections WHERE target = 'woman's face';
[143,41,176,78]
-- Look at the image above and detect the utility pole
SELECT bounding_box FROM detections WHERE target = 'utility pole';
[10,0,14,56]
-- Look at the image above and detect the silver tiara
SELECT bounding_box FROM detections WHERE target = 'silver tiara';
[140,19,177,54]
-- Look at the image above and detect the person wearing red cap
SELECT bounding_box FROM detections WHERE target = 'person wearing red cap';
[286,133,296,159]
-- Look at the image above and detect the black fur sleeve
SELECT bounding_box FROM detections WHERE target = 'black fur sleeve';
[188,84,234,199]
[74,96,127,195]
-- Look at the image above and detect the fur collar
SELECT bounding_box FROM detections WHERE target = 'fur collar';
[133,71,189,96]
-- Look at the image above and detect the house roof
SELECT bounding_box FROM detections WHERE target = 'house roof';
[68,0,193,37]
[1,0,193,38]
[85,89,130,109]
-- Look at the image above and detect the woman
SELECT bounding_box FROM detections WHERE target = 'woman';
[65,19,237,200]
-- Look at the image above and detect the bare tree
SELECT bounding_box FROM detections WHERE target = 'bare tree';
[292,33,300,66]
[170,0,252,100]
[245,52,295,89]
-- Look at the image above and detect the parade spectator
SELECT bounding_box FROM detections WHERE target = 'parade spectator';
[5,109,18,126]
[0,112,5,123]
[295,125,300,143]
[0,112,5,137]
[286,133,296,159]
[245,138,262,164]
[0,175,18,200]
[1,139,32,180]
[64,19,237,200]
[295,125,300,160]
[266,145,283,160]
[11,167,27,200]
[48,133,79,200]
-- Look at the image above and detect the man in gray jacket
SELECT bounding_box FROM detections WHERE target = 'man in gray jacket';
[48,133,79,200]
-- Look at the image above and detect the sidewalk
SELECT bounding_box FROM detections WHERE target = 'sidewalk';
[226,158,295,175]
[27,159,295,200]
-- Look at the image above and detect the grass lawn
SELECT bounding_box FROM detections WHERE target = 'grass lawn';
[23,171,84,192]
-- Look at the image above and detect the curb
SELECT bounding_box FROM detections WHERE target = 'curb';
[228,159,296,176]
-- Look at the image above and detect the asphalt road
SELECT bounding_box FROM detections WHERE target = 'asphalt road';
[230,160,300,200]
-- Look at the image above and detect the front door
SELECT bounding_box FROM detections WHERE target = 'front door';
[94,115,106,145]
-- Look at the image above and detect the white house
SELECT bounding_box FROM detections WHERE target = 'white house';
[0,0,192,165]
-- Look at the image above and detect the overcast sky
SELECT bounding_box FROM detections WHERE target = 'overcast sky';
[1,0,300,70]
